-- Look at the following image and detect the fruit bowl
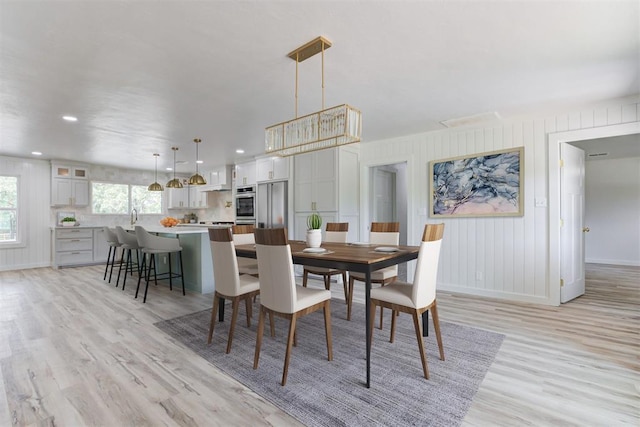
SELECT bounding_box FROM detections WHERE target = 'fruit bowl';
[160,217,180,227]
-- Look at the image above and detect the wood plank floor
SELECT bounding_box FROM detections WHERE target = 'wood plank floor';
[0,263,637,426]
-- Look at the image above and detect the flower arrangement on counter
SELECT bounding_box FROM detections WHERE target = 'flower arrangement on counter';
[160,216,180,227]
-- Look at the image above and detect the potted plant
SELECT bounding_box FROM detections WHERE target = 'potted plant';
[306,212,322,248]
[61,216,77,227]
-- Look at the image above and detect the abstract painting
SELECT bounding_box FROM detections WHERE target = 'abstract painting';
[430,147,523,217]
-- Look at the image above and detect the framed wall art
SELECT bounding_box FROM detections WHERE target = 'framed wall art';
[429,147,524,217]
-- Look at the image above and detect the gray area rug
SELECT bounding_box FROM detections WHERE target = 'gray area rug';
[155,300,504,426]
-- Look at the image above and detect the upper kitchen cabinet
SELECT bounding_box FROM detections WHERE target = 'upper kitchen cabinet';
[51,162,90,206]
[167,187,188,209]
[293,146,360,241]
[205,165,233,190]
[189,186,208,208]
[235,161,256,187]
[256,156,289,182]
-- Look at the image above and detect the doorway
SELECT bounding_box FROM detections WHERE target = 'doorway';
[369,162,407,245]
[548,122,640,305]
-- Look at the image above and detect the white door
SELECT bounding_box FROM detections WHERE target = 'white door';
[373,168,395,222]
[560,143,586,303]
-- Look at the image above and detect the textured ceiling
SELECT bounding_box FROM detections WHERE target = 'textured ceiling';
[0,1,638,173]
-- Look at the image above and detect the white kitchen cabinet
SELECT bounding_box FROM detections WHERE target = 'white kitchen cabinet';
[235,161,256,187]
[293,146,360,241]
[256,157,289,182]
[93,227,110,262]
[167,188,188,209]
[54,228,94,268]
[189,186,208,208]
[294,149,337,212]
[51,162,90,206]
[209,165,233,187]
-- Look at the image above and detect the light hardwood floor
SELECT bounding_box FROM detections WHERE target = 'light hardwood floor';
[0,263,637,426]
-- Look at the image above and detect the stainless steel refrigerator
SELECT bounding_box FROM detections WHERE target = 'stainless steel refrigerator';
[257,181,287,228]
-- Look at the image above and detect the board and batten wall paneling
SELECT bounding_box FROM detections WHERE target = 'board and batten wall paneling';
[359,100,639,305]
[0,156,51,271]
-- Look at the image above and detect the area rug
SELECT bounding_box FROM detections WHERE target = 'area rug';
[155,301,504,426]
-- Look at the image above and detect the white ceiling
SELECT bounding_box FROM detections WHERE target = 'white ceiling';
[1,1,638,173]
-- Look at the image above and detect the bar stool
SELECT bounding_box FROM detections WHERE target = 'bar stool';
[103,227,121,283]
[115,226,142,290]
[134,226,185,303]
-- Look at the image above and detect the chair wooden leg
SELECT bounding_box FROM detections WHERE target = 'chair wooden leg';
[324,301,333,361]
[302,270,308,287]
[431,301,445,361]
[269,311,275,337]
[390,309,397,343]
[282,315,297,386]
[253,306,265,370]
[226,298,240,354]
[208,293,219,344]
[342,272,348,303]
[347,276,355,321]
[245,296,252,327]
[412,310,429,379]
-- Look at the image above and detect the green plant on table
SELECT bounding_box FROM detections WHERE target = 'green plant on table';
[307,212,322,230]
[62,217,76,222]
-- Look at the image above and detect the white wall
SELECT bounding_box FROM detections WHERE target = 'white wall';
[0,156,51,271]
[360,98,639,305]
[585,157,640,266]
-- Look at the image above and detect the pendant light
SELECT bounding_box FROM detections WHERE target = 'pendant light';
[166,146,183,188]
[148,153,164,191]
[188,138,206,185]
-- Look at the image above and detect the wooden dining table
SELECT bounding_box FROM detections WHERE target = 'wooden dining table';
[233,240,421,388]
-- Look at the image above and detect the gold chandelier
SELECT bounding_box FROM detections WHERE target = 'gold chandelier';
[166,146,183,188]
[147,153,164,191]
[188,138,206,185]
[265,36,362,157]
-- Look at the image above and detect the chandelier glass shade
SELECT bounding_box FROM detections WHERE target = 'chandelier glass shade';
[188,138,206,185]
[148,153,164,191]
[166,146,183,188]
[265,36,361,157]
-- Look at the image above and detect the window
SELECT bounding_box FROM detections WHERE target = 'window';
[131,185,162,214]
[0,176,18,242]
[92,182,162,214]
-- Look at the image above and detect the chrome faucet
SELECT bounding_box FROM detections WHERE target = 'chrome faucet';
[130,208,138,226]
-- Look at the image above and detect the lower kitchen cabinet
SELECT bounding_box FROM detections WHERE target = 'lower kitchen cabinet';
[53,226,110,268]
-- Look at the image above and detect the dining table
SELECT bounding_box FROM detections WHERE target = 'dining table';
[233,239,421,388]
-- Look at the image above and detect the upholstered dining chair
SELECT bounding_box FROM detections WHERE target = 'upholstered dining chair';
[253,227,333,386]
[207,228,260,353]
[103,227,121,284]
[134,226,185,303]
[114,226,142,290]
[347,222,400,326]
[302,222,349,302]
[231,224,259,276]
[369,223,445,379]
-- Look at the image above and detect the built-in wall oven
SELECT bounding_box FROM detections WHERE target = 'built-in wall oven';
[235,185,256,225]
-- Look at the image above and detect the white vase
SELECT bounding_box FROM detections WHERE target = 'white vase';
[62,222,75,227]
[306,229,322,248]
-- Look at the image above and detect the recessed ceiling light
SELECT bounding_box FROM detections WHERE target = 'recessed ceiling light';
[62,115,78,122]
[196,160,203,164]
[236,149,245,154]
[31,151,42,156]
[166,167,173,171]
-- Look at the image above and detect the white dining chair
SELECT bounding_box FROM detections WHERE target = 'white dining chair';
[231,224,259,276]
[369,223,445,379]
[302,222,349,302]
[207,227,260,354]
[348,222,400,327]
[253,227,333,386]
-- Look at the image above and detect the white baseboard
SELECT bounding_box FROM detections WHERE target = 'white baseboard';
[586,258,640,267]
[437,283,554,306]
[0,262,51,272]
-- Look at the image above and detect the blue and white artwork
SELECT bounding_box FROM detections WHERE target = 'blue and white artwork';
[430,148,523,217]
